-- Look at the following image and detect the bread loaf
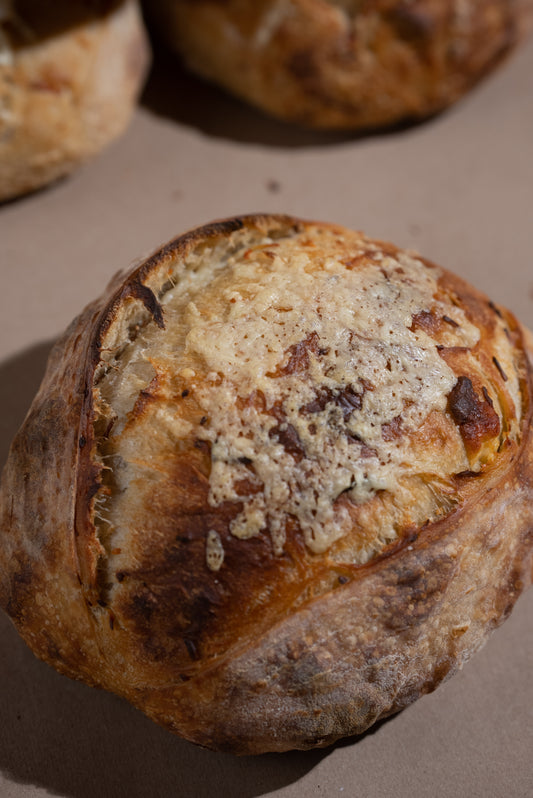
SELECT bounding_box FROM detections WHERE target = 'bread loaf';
[0,0,150,202]
[147,0,533,129]
[1,214,532,753]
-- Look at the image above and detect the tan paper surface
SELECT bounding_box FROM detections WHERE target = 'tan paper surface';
[1,34,532,798]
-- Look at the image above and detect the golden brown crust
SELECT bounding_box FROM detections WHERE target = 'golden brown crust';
[0,0,150,202]
[1,214,532,754]
[147,0,533,129]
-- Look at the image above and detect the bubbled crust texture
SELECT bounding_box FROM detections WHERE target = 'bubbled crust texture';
[1,215,533,755]
[0,0,150,202]
[148,0,533,129]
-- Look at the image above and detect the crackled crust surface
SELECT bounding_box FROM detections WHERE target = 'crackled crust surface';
[1,215,532,754]
[0,0,149,202]
[148,0,533,129]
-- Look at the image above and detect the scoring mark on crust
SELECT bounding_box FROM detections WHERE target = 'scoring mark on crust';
[125,281,165,329]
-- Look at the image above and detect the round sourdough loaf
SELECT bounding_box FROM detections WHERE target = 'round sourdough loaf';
[147,0,533,129]
[0,0,150,202]
[1,215,532,753]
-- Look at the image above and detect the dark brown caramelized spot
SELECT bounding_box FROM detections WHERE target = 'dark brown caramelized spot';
[277,332,320,376]
[271,424,306,462]
[268,419,306,462]
[410,307,467,340]
[447,376,501,456]
[233,475,263,497]
[302,387,336,414]
[410,309,439,335]
[302,384,365,419]
[382,415,403,441]
[335,385,363,419]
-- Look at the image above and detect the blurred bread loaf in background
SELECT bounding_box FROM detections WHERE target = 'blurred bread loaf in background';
[146,0,533,129]
[0,0,150,202]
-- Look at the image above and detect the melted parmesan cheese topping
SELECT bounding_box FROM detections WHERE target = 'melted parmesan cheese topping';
[165,236,477,553]
[96,226,483,564]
